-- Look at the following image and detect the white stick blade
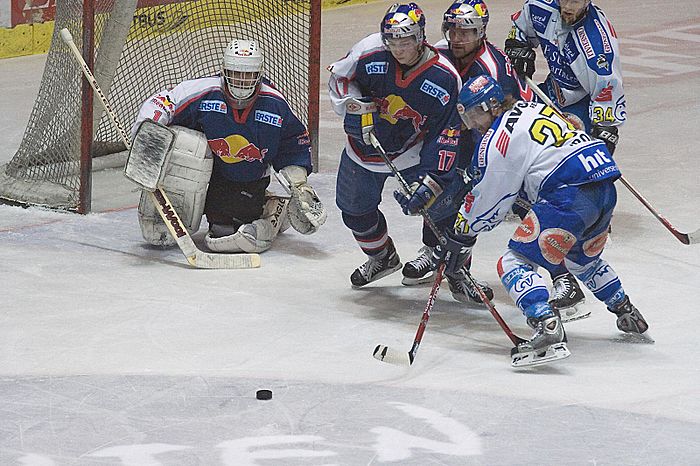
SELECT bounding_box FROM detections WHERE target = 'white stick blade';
[373,345,411,366]
[191,252,261,269]
[688,228,700,245]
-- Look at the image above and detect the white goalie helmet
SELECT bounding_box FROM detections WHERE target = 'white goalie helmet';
[222,39,264,102]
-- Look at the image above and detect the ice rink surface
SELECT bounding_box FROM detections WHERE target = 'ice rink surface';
[1,0,699,464]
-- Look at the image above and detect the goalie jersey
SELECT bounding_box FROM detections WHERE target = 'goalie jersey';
[328,33,462,186]
[132,77,313,183]
[457,100,620,237]
[509,0,625,127]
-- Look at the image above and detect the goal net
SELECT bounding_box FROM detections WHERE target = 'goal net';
[0,0,320,213]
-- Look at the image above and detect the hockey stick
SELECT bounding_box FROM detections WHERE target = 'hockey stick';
[368,133,524,366]
[60,28,260,268]
[525,77,699,245]
[374,262,445,366]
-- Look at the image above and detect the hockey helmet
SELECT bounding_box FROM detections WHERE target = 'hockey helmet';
[380,3,426,47]
[222,39,264,101]
[442,0,490,42]
[457,74,504,130]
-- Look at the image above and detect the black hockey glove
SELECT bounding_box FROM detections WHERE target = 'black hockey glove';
[505,39,536,79]
[432,230,477,276]
[590,125,619,155]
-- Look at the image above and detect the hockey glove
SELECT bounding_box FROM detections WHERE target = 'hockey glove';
[344,97,379,145]
[505,39,536,79]
[393,173,444,216]
[590,125,619,155]
[432,230,477,276]
[279,165,327,235]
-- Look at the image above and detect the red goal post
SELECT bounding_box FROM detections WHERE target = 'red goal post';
[0,0,321,213]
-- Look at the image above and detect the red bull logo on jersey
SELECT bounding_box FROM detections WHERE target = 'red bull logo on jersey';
[209,135,267,163]
[151,94,175,112]
[420,79,451,106]
[377,95,426,132]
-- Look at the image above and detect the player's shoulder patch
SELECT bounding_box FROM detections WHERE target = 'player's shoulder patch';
[574,10,615,75]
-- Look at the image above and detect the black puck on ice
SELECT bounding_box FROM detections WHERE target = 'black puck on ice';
[256,389,272,400]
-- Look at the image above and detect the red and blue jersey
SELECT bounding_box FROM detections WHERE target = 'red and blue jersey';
[132,76,312,183]
[329,33,463,186]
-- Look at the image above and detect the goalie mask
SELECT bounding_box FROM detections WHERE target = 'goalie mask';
[222,39,264,104]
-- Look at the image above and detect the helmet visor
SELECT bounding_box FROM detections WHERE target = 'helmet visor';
[458,102,492,132]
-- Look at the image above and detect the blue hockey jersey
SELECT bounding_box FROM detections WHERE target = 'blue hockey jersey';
[434,39,533,102]
[328,33,463,185]
[132,77,312,183]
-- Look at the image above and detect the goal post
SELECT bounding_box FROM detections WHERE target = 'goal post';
[0,0,321,213]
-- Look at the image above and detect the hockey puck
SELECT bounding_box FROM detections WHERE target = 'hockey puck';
[256,389,272,400]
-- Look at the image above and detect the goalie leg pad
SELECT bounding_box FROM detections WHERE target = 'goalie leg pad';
[138,125,213,246]
[205,195,290,253]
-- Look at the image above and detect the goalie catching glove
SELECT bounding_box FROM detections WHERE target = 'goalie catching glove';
[393,173,443,216]
[279,165,327,234]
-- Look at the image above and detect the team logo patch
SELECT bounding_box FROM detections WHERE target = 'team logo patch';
[512,210,540,243]
[199,100,227,113]
[583,229,608,257]
[365,61,388,75]
[254,110,283,127]
[538,228,576,264]
[420,79,451,106]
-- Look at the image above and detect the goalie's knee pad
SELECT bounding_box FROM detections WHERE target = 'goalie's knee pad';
[205,195,290,253]
[138,126,213,246]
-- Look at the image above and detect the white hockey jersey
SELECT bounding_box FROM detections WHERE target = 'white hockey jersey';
[456,101,620,236]
[509,0,625,127]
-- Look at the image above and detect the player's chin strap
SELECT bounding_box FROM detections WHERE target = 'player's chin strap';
[367,132,525,368]
[524,77,699,246]
[60,28,259,269]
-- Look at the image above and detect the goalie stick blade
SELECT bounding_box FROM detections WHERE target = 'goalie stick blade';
[373,344,413,366]
[511,342,571,368]
[188,251,260,269]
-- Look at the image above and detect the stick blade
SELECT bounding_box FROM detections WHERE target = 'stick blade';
[687,228,700,245]
[373,344,412,366]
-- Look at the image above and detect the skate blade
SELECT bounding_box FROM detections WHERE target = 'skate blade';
[558,305,591,323]
[619,330,655,344]
[401,271,437,286]
[511,342,571,368]
[351,263,403,289]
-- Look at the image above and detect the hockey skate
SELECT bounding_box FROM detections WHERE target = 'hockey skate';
[350,239,402,288]
[608,296,653,343]
[446,267,494,304]
[511,314,571,367]
[550,272,589,323]
[401,245,436,285]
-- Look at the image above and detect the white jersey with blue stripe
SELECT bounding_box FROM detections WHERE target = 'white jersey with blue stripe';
[509,0,625,127]
[457,101,620,236]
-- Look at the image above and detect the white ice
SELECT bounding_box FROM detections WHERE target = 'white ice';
[1,1,699,464]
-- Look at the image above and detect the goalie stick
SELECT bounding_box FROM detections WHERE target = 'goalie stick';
[61,28,260,269]
[368,132,525,367]
[525,77,700,245]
